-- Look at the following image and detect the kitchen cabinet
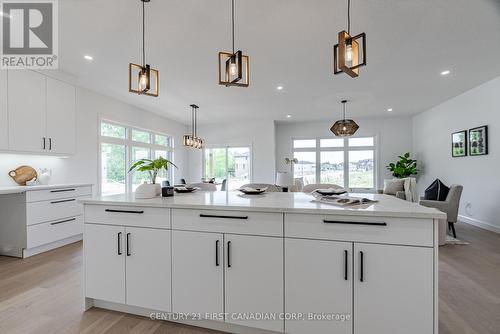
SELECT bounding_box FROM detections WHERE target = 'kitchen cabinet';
[172,230,224,315]
[224,234,283,332]
[85,223,172,312]
[6,70,76,155]
[0,70,7,150]
[285,238,353,334]
[353,243,433,334]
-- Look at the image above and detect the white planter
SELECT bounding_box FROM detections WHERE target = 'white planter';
[135,183,158,199]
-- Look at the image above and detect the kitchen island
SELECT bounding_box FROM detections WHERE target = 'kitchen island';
[81,191,445,334]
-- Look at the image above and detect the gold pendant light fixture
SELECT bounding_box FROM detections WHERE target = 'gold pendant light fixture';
[183,104,204,149]
[331,100,359,137]
[334,0,366,78]
[129,0,159,97]
[218,0,249,87]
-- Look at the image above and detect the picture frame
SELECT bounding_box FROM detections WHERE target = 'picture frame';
[451,130,467,157]
[469,125,488,156]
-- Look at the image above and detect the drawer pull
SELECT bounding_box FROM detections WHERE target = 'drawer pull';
[227,241,232,268]
[50,198,76,204]
[323,220,387,226]
[50,188,76,193]
[200,214,248,220]
[215,240,220,266]
[126,233,131,256]
[118,232,123,255]
[105,209,145,214]
[50,217,76,225]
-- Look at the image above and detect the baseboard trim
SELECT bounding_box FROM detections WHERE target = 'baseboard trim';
[22,234,83,258]
[459,215,500,234]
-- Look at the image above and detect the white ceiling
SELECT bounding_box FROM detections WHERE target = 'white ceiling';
[59,0,500,125]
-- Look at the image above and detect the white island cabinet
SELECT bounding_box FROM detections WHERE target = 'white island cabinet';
[82,192,444,334]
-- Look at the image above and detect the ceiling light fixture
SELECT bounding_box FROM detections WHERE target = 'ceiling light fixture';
[286,114,292,118]
[331,100,359,137]
[277,86,284,90]
[129,0,159,97]
[387,108,393,112]
[84,55,93,61]
[440,70,450,76]
[218,0,249,87]
[334,0,366,78]
[183,104,204,149]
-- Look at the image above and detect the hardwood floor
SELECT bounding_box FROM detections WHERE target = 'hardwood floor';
[1,223,499,334]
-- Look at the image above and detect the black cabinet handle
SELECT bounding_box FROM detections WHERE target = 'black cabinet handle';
[227,241,232,268]
[50,217,76,225]
[323,220,387,226]
[200,214,248,220]
[50,188,76,193]
[105,209,144,214]
[50,198,76,204]
[43,137,46,150]
[360,251,364,282]
[117,232,122,255]
[49,137,52,150]
[344,250,348,281]
[215,240,220,266]
[126,233,131,256]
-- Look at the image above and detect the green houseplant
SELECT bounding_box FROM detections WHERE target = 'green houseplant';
[129,157,177,198]
[386,152,418,178]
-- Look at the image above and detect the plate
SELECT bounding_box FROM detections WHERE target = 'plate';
[315,188,347,196]
[174,187,196,193]
[238,188,267,195]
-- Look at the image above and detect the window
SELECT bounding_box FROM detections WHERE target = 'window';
[203,146,251,190]
[99,120,174,195]
[292,136,376,190]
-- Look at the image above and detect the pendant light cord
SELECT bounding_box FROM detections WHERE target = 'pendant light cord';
[347,0,351,34]
[231,0,235,54]
[342,101,347,120]
[142,0,146,67]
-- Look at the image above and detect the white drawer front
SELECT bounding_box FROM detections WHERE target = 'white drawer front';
[84,205,170,229]
[27,186,92,203]
[285,213,433,247]
[172,209,282,236]
[27,196,88,226]
[27,216,83,249]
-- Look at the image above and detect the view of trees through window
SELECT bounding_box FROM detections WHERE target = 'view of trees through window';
[204,147,251,190]
[293,137,375,189]
[100,121,174,195]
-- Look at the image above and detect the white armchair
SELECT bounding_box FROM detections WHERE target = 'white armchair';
[420,185,463,238]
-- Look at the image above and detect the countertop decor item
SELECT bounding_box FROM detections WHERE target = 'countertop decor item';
[128,157,177,198]
[37,168,51,185]
[128,0,159,97]
[174,186,196,193]
[386,152,418,178]
[134,182,157,199]
[183,104,204,149]
[331,100,359,137]
[275,172,291,192]
[238,187,267,195]
[8,166,37,186]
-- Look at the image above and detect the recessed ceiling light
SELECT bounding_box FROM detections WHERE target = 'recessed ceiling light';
[286,114,292,118]
[276,86,284,90]
[84,55,93,61]
[440,70,450,76]
[387,108,393,112]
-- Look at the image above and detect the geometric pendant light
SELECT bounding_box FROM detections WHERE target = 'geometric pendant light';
[330,100,359,136]
[218,0,249,87]
[183,104,204,149]
[333,0,366,78]
[129,0,159,97]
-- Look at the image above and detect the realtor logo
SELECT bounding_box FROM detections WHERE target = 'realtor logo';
[1,0,58,69]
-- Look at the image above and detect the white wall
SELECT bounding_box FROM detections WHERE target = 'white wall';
[413,76,500,232]
[0,86,189,193]
[275,117,414,189]
[187,120,276,184]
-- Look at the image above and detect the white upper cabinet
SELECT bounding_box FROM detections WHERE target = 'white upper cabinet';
[0,70,7,150]
[8,70,46,153]
[46,77,76,154]
[6,70,76,155]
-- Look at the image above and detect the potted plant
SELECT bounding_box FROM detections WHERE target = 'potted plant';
[129,157,177,198]
[386,152,418,178]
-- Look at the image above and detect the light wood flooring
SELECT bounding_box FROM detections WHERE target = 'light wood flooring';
[1,223,499,334]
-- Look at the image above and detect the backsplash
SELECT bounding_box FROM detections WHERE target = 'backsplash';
[0,153,67,186]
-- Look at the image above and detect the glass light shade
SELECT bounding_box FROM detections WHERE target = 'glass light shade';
[218,50,249,87]
[129,63,159,97]
[334,30,366,78]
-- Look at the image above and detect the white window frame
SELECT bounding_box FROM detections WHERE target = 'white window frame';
[98,118,175,195]
[292,135,378,191]
[202,144,253,187]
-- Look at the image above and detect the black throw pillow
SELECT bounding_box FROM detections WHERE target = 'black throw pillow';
[424,179,450,201]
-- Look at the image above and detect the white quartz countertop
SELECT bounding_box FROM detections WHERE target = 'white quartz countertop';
[0,183,93,195]
[81,191,446,219]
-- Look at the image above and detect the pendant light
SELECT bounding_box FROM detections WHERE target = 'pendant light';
[183,104,204,149]
[129,0,159,97]
[331,100,359,136]
[333,0,366,78]
[218,0,249,87]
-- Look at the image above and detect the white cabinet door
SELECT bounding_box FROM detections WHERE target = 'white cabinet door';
[285,238,353,334]
[225,234,283,332]
[125,227,171,312]
[172,230,224,315]
[354,243,434,334]
[46,77,76,154]
[84,224,125,304]
[7,70,46,152]
[0,70,7,149]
